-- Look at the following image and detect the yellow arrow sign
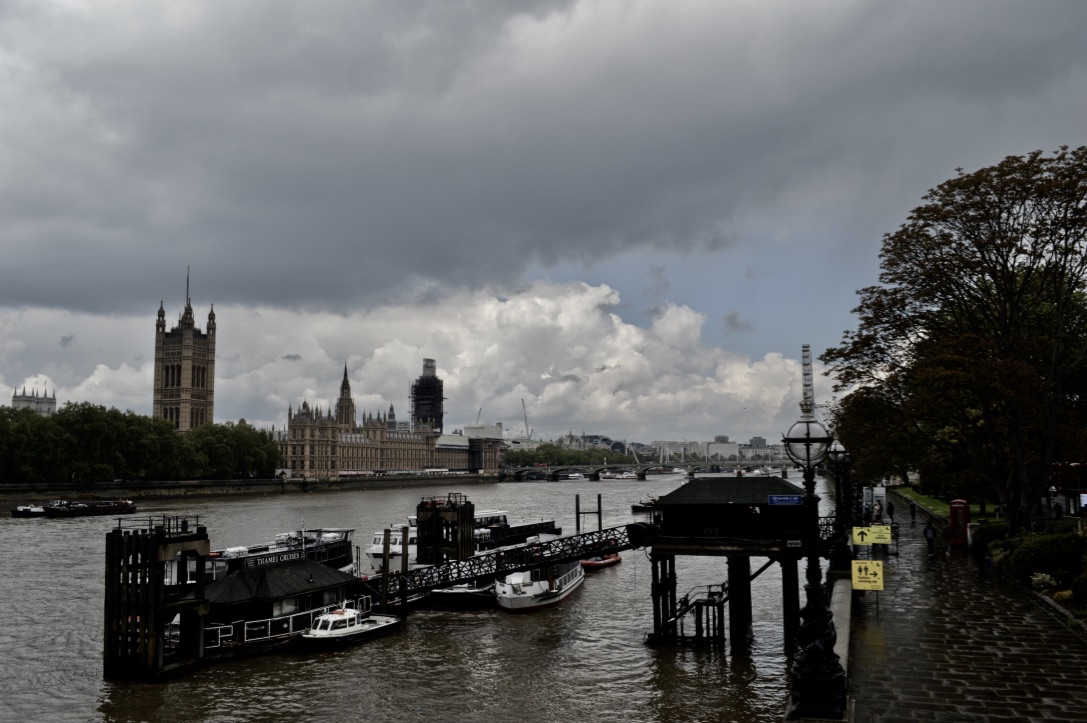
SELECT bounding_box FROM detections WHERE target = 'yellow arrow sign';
[852,525,893,545]
[852,560,884,590]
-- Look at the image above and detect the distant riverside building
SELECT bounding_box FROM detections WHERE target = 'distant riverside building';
[276,363,501,480]
[153,295,216,431]
[11,386,57,416]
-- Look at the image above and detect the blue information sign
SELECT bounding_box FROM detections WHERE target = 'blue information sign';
[767,495,804,505]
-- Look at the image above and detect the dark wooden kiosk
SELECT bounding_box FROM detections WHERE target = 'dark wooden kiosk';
[631,476,808,647]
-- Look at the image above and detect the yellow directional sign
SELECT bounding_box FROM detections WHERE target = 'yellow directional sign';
[852,560,884,591]
[852,525,893,545]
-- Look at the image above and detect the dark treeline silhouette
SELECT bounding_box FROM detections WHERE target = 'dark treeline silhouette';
[0,402,282,484]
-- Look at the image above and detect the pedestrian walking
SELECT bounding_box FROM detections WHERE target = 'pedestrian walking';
[863,504,873,525]
[887,500,895,522]
[909,500,917,522]
[873,500,883,523]
[924,520,937,556]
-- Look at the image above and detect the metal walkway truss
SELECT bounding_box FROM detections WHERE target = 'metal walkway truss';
[363,525,633,600]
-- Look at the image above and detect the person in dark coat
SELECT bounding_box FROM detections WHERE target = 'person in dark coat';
[887,500,896,522]
[924,521,937,556]
[909,500,917,522]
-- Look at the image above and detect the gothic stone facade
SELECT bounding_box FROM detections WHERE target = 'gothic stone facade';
[154,299,216,431]
[277,366,501,479]
[12,387,56,416]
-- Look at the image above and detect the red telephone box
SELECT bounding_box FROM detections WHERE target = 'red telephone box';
[949,499,970,545]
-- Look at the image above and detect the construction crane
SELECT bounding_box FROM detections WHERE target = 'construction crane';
[476,408,482,424]
[521,399,531,439]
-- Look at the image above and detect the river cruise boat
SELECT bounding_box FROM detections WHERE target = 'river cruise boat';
[297,607,400,650]
[192,527,356,583]
[10,504,46,518]
[43,499,137,517]
[200,560,368,658]
[495,558,585,612]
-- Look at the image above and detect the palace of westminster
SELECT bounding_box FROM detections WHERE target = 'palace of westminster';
[149,296,502,479]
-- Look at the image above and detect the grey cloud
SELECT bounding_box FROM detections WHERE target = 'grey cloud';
[3,2,1085,318]
[723,312,754,335]
[282,354,302,362]
[59,334,74,348]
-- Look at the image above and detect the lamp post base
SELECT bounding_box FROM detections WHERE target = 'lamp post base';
[788,584,847,720]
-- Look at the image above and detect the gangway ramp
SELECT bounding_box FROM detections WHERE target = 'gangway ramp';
[363,524,635,602]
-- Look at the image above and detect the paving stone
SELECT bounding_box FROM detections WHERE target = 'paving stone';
[848,516,1087,722]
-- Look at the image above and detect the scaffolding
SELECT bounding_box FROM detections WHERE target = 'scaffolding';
[410,358,444,432]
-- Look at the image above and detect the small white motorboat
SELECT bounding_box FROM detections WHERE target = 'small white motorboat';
[495,559,585,612]
[297,607,400,650]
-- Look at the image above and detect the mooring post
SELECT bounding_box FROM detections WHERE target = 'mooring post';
[780,555,800,646]
[381,528,391,612]
[727,555,753,643]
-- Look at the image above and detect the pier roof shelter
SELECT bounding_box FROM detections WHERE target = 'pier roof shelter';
[641,476,811,646]
[651,476,808,555]
[205,560,359,623]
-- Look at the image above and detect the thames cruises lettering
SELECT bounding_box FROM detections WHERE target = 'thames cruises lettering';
[244,551,305,567]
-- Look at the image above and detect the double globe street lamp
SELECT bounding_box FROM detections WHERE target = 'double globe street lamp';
[782,391,846,719]
[825,440,855,572]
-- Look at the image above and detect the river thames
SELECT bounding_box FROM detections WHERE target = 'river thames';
[0,474,828,722]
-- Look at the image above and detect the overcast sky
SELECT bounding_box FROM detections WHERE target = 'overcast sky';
[2,1,1085,445]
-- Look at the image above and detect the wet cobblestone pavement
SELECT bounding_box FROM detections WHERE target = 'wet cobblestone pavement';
[849,518,1087,722]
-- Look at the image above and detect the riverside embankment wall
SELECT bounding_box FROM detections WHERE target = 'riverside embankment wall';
[0,474,495,501]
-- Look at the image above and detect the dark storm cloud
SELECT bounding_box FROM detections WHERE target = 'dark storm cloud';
[2,0,1086,320]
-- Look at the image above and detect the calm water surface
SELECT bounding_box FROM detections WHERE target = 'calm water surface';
[0,475,825,722]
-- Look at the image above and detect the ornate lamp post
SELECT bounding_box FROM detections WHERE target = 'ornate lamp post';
[782,345,846,719]
[825,440,853,572]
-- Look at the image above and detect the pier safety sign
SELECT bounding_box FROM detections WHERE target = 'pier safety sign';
[852,525,892,545]
[851,560,884,591]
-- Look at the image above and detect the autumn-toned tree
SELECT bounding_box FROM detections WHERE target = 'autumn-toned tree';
[825,147,1087,532]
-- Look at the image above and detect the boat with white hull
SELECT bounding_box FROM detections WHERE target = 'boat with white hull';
[366,499,560,573]
[495,559,585,612]
[297,606,400,650]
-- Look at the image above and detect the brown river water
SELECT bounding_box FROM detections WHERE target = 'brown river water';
[0,475,821,722]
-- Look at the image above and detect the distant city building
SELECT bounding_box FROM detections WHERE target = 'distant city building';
[276,363,501,479]
[462,422,504,439]
[410,358,444,433]
[707,439,739,460]
[652,440,704,460]
[153,292,216,431]
[11,386,56,416]
[558,432,627,453]
[749,436,767,447]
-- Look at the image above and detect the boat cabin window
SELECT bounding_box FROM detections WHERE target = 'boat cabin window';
[313,619,330,631]
[331,619,348,630]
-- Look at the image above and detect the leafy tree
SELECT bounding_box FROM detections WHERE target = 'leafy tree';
[825,147,1087,532]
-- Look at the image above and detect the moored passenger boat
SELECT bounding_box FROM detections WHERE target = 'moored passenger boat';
[365,500,560,573]
[199,527,356,582]
[495,558,585,612]
[10,504,46,518]
[43,499,137,517]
